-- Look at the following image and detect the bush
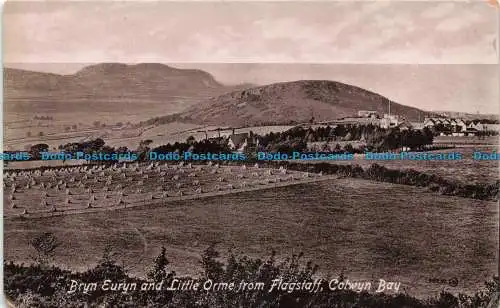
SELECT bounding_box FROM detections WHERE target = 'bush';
[4,246,499,308]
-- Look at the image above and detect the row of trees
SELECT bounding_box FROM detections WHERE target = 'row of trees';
[4,233,499,308]
[27,137,231,162]
[255,126,434,153]
[26,124,435,162]
[365,128,434,152]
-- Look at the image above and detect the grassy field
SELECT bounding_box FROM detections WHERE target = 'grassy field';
[4,178,498,299]
[433,135,499,145]
[331,146,499,184]
[3,163,320,218]
[3,121,296,152]
[3,120,204,151]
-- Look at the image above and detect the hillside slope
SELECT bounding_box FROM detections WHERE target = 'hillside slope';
[4,64,246,114]
[177,80,428,126]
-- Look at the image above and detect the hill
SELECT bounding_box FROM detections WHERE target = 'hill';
[433,111,499,121]
[175,80,429,126]
[4,64,247,114]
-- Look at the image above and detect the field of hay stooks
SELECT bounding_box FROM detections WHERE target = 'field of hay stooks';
[3,162,332,219]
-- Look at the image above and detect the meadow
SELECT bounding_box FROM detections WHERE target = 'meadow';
[331,147,499,184]
[3,162,324,218]
[4,178,498,299]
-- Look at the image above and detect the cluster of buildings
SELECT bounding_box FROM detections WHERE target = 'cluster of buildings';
[317,110,499,136]
[315,111,411,130]
[206,128,259,152]
[422,117,500,136]
[195,110,498,152]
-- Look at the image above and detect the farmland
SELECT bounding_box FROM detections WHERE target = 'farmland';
[3,117,295,152]
[3,162,328,219]
[4,176,498,299]
[330,146,498,184]
[3,118,204,151]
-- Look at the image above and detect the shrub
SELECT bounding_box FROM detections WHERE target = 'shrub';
[4,246,499,308]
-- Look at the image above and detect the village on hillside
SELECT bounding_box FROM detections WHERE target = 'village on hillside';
[311,110,500,135]
[181,110,499,153]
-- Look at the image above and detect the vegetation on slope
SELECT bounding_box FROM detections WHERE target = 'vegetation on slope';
[4,236,499,308]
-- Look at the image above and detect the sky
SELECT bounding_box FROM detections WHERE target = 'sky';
[3,0,499,113]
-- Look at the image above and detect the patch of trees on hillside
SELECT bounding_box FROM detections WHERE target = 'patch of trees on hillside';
[256,125,434,153]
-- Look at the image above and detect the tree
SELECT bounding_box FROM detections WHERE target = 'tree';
[321,142,330,151]
[186,136,196,145]
[146,247,174,283]
[71,124,77,130]
[201,244,224,281]
[334,143,342,152]
[29,144,49,160]
[344,143,354,153]
[30,233,61,267]
[89,138,105,151]
[137,140,153,161]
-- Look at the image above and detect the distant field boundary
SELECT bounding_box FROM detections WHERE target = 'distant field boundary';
[261,160,499,201]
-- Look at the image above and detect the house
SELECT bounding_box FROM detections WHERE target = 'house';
[397,120,413,130]
[467,121,484,131]
[211,132,231,139]
[424,117,467,134]
[328,117,380,126]
[380,114,401,129]
[454,119,467,132]
[357,110,379,118]
[423,118,435,127]
[227,133,259,152]
[440,118,451,125]
[424,117,448,126]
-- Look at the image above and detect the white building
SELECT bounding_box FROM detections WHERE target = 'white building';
[357,110,379,118]
[379,114,401,129]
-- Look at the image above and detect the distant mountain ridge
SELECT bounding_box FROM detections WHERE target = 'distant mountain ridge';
[3,63,247,105]
[5,64,433,127]
[432,111,499,121]
[175,80,429,126]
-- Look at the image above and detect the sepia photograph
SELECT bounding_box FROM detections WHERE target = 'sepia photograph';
[2,1,499,307]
